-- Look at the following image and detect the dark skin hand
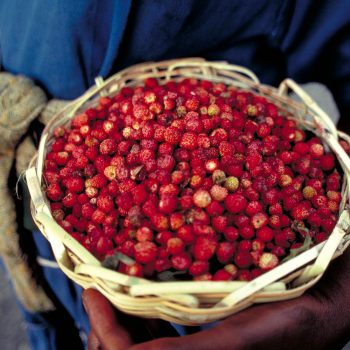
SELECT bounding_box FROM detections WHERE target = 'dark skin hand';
[82,246,350,350]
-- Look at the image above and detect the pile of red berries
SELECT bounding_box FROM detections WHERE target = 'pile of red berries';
[44,77,343,281]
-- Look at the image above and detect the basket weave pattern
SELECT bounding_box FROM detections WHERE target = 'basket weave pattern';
[26,58,350,325]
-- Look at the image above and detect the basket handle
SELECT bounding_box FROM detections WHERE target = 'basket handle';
[215,241,326,308]
[278,79,338,139]
[293,210,350,287]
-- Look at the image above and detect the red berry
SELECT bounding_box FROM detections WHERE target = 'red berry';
[180,132,198,150]
[234,252,252,268]
[193,189,212,208]
[46,183,63,201]
[217,242,235,263]
[171,253,191,270]
[193,237,217,261]
[164,127,181,145]
[251,212,268,229]
[100,139,117,155]
[290,201,311,220]
[320,154,335,171]
[224,194,247,213]
[134,242,158,264]
[259,252,279,271]
[96,195,114,213]
[256,226,274,242]
[167,237,185,255]
[309,143,324,158]
[189,261,209,276]
[223,227,239,241]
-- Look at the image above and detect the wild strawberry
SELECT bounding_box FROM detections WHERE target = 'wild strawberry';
[95,237,114,256]
[237,239,252,252]
[320,154,335,171]
[208,104,220,116]
[211,215,228,232]
[134,241,158,264]
[328,200,339,213]
[65,177,84,193]
[180,132,198,150]
[256,226,274,242]
[209,185,228,202]
[308,212,322,227]
[311,195,328,208]
[91,208,106,224]
[134,104,152,120]
[259,252,279,270]
[159,196,177,214]
[52,208,65,221]
[124,263,143,277]
[53,126,66,138]
[262,188,280,205]
[96,195,114,213]
[223,227,239,241]
[325,190,340,203]
[246,201,263,216]
[293,142,309,155]
[326,172,341,191]
[47,183,63,201]
[224,176,239,192]
[251,212,268,229]
[193,237,217,261]
[314,232,328,244]
[155,231,173,245]
[54,151,69,166]
[246,153,262,170]
[213,269,232,281]
[204,159,219,173]
[171,253,191,270]
[234,252,252,268]
[166,237,185,255]
[269,203,283,215]
[212,169,226,184]
[294,155,311,175]
[193,189,212,208]
[164,127,181,145]
[151,213,169,231]
[302,186,317,200]
[169,213,184,231]
[99,139,117,155]
[310,143,324,158]
[252,239,265,252]
[224,194,247,213]
[189,261,209,276]
[278,174,292,187]
[62,192,78,207]
[322,218,336,233]
[269,215,282,229]
[291,201,311,220]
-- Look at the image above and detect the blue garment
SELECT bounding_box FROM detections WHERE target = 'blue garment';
[0,0,132,99]
[1,0,350,348]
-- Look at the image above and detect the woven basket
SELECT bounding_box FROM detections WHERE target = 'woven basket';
[26,58,350,325]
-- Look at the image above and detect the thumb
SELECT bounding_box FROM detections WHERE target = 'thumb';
[83,288,134,350]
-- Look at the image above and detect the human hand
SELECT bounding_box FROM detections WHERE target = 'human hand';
[82,247,350,350]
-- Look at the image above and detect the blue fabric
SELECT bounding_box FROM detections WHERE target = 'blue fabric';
[0,256,88,350]
[1,0,350,346]
[0,0,132,99]
[31,230,90,339]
